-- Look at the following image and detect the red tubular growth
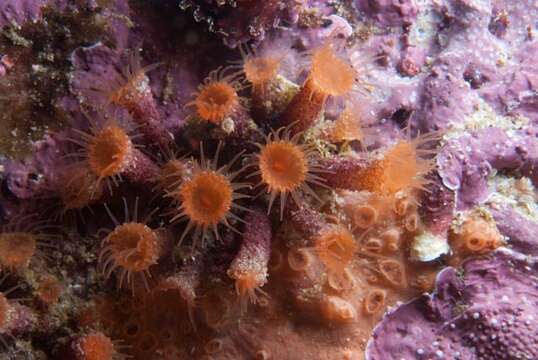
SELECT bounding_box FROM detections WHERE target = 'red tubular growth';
[93,51,172,147]
[280,43,355,134]
[317,155,378,191]
[286,200,326,241]
[155,257,202,329]
[227,208,272,312]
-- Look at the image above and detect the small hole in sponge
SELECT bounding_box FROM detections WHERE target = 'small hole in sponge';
[123,321,140,338]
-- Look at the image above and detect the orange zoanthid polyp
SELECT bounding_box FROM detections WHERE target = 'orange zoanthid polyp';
[244,55,281,93]
[76,332,116,360]
[101,223,159,287]
[159,159,186,194]
[260,141,307,191]
[281,43,356,134]
[180,171,233,226]
[338,190,394,230]
[171,143,249,246]
[314,226,357,275]
[37,275,63,305]
[379,131,440,195]
[87,124,132,179]
[310,44,355,98]
[65,118,160,192]
[99,199,161,291]
[327,105,364,143]
[228,270,267,312]
[108,60,151,109]
[93,50,157,109]
[254,126,328,220]
[0,232,37,270]
[191,68,242,124]
[60,167,103,211]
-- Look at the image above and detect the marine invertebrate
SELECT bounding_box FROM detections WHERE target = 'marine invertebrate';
[377,259,406,288]
[4,1,538,358]
[99,199,162,291]
[0,233,37,271]
[326,131,440,196]
[65,118,159,192]
[363,289,386,315]
[86,50,171,147]
[57,166,104,213]
[72,332,127,360]
[317,156,380,192]
[0,216,57,271]
[325,103,368,144]
[154,256,202,330]
[170,142,250,246]
[156,157,190,196]
[287,248,316,274]
[379,228,401,252]
[376,131,440,195]
[451,216,502,255]
[338,191,393,230]
[252,126,328,220]
[326,268,357,292]
[188,68,243,124]
[227,208,272,311]
[410,231,450,262]
[241,48,282,98]
[280,42,356,134]
[313,225,357,279]
[37,275,63,305]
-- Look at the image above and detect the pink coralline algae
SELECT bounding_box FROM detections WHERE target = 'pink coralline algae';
[0,0,48,27]
[366,250,538,359]
[1,0,538,359]
[355,0,419,27]
[437,127,538,208]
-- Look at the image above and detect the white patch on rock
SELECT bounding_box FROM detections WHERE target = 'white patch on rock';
[410,231,450,262]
